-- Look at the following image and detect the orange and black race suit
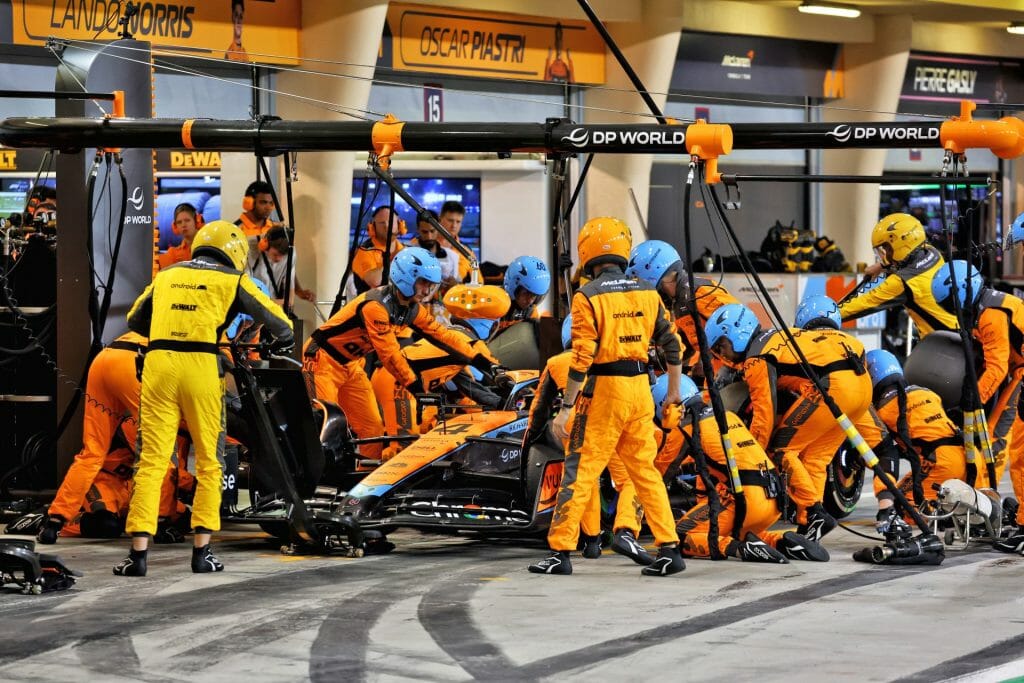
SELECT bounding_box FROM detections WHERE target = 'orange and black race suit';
[740,327,872,524]
[371,329,500,456]
[305,286,496,459]
[547,266,682,551]
[676,407,785,558]
[839,244,958,335]
[526,350,643,536]
[972,288,1024,500]
[873,384,966,507]
[350,235,404,293]
[48,333,146,523]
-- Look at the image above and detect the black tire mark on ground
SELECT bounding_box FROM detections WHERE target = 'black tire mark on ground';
[73,631,142,679]
[894,631,1024,682]
[417,562,536,683]
[173,603,339,674]
[311,548,528,683]
[0,559,391,665]
[518,551,993,678]
[308,583,406,683]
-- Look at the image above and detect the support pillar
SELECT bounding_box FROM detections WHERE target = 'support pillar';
[821,15,912,268]
[270,1,388,331]
[583,0,685,241]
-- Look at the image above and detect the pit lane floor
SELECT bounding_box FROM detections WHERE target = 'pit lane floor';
[2,483,1023,682]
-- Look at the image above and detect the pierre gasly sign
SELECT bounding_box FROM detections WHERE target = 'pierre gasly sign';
[899,52,1024,115]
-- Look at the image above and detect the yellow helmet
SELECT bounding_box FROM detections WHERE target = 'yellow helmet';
[871,213,925,265]
[191,220,249,271]
[578,216,632,274]
[443,284,511,320]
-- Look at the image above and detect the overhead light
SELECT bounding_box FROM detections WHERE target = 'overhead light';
[798,1,862,19]
[1008,22,1024,35]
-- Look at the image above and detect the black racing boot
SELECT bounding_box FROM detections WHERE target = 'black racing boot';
[113,548,148,577]
[777,531,830,562]
[797,503,837,543]
[994,534,1024,555]
[731,532,788,563]
[36,515,65,545]
[580,534,603,559]
[191,544,225,573]
[610,528,655,566]
[528,551,572,575]
[641,544,685,576]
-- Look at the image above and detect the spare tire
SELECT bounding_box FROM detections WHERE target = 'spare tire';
[904,331,967,410]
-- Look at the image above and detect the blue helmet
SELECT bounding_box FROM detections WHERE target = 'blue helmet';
[866,349,904,387]
[931,259,983,309]
[796,295,841,330]
[464,318,496,340]
[1008,211,1024,249]
[704,303,760,356]
[504,256,551,300]
[390,247,442,297]
[561,314,573,350]
[678,374,702,408]
[626,240,682,288]
[652,374,702,419]
[652,374,669,418]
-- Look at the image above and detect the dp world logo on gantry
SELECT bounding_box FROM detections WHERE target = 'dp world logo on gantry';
[825,124,852,144]
[561,127,590,149]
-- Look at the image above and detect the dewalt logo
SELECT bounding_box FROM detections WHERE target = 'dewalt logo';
[171,151,222,169]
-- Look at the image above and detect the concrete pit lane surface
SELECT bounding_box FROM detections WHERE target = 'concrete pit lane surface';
[1,492,1023,682]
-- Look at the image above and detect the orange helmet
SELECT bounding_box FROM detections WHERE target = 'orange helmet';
[871,213,926,266]
[443,284,511,320]
[578,216,632,274]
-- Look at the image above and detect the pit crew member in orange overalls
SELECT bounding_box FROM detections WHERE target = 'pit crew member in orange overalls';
[670,375,830,563]
[933,260,1024,495]
[528,217,684,577]
[493,255,551,336]
[38,333,147,543]
[305,248,505,463]
[865,350,966,524]
[370,284,511,457]
[626,239,739,378]
[523,315,652,566]
[705,303,872,543]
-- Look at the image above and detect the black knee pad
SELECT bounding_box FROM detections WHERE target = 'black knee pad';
[79,510,124,539]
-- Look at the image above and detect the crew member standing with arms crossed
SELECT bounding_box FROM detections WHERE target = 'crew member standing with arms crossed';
[528,217,685,577]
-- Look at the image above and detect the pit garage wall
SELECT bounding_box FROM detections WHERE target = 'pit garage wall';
[649,102,807,261]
